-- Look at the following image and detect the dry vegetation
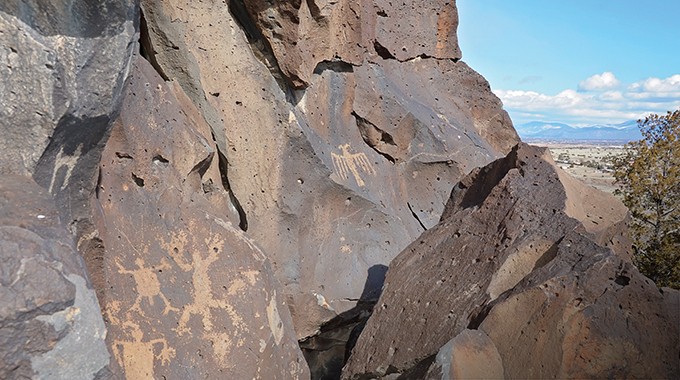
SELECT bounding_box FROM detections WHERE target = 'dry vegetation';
[524,139,626,194]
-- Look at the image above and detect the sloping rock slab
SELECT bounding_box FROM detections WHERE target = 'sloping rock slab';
[476,231,679,379]
[0,175,112,379]
[342,143,668,379]
[94,58,309,379]
[423,232,680,380]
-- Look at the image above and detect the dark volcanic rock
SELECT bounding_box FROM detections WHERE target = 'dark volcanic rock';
[476,231,679,379]
[94,58,309,379]
[139,0,518,342]
[238,0,462,87]
[0,175,112,379]
[342,143,674,379]
[0,0,138,240]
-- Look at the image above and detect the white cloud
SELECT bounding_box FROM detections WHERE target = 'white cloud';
[578,72,621,92]
[598,91,624,101]
[495,74,680,125]
[629,75,680,93]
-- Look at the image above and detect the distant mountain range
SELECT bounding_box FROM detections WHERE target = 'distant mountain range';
[516,120,642,141]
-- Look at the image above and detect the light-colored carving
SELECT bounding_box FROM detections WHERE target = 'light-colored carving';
[175,234,248,337]
[48,144,82,193]
[331,144,376,187]
[115,257,179,316]
[266,291,284,345]
[113,322,175,380]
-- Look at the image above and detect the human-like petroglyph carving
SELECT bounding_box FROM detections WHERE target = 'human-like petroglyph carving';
[331,144,376,186]
[113,322,175,379]
[115,257,179,316]
[174,234,249,337]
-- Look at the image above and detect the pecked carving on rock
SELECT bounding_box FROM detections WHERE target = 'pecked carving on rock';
[93,58,309,379]
[342,143,679,379]
[138,0,517,347]
[1,0,678,378]
[0,0,138,234]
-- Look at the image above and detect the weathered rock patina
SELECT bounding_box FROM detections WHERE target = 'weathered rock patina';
[343,143,679,379]
[0,175,112,379]
[94,58,309,379]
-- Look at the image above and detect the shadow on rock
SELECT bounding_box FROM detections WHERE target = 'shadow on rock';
[300,264,388,380]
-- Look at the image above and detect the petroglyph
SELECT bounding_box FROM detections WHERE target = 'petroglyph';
[175,234,248,338]
[113,322,175,380]
[175,245,225,334]
[115,258,179,316]
[48,144,82,193]
[331,144,376,186]
[266,291,284,345]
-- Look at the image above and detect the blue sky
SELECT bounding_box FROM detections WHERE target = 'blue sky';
[457,0,680,127]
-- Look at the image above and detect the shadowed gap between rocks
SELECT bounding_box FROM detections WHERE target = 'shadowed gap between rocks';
[300,264,388,380]
[138,9,169,81]
[313,60,355,75]
[138,13,249,233]
[217,149,248,231]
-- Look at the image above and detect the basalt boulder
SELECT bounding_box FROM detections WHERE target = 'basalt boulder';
[342,143,678,379]
[0,0,138,240]
[92,58,309,379]
[0,175,112,379]
[139,0,518,344]
[237,0,462,88]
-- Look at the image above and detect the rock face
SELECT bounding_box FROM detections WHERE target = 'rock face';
[0,0,138,233]
[238,0,461,88]
[139,0,519,342]
[342,143,680,379]
[93,58,309,379]
[0,175,112,379]
[2,0,678,379]
[1,1,137,379]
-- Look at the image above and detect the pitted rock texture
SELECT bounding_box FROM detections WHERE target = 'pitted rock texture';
[0,0,139,252]
[140,0,518,338]
[239,0,462,87]
[94,58,309,379]
[0,175,112,380]
[341,143,674,379]
[5,0,674,379]
[475,231,679,379]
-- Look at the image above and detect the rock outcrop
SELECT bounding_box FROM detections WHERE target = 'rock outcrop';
[94,58,309,379]
[342,143,680,379]
[0,0,138,232]
[139,0,518,344]
[2,0,678,379]
[0,175,112,379]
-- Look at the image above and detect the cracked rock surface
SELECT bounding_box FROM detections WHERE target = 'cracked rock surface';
[2,0,677,379]
[94,58,309,379]
[139,0,518,341]
[0,175,112,379]
[342,143,680,379]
